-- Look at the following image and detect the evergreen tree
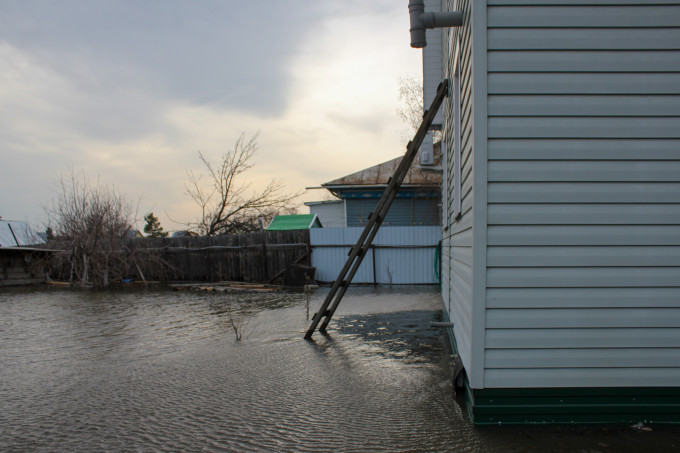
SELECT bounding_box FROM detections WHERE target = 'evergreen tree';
[143,212,168,238]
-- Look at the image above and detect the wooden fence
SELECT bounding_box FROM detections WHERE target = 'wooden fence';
[134,230,310,283]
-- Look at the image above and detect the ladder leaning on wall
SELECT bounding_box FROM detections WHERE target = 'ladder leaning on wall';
[304,79,449,340]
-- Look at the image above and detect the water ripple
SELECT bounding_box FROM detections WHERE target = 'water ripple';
[2,286,679,452]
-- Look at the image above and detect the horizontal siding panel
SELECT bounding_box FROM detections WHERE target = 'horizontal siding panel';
[486,327,680,349]
[453,270,474,311]
[488,225,680,246]
[489,162,680,182]
[487,287,680,308]
[484,367,680,388]
[487,246,680,267]
[488,28,680,50]
[488,50,680,73]
[488,95,680,117]
[488,139,680,160]
[447,211,472,237]
[486,307,680,328]
[451,245,473,265]
[452,254,474,285]
[488,0,680,4]
[487,267,680,288]
[486,348,680,369]
[489,117,680,138]
[488,203,680,225]
[488,6,680,28]
[488,73,680,94]
[488,182,680,203]
[449,225,473,247]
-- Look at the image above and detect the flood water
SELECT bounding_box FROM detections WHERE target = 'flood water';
[1,286,679,452]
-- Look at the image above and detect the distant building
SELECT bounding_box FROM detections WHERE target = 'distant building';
[171,230,199,238]
[306,147,442,285]
[307,144,441,227]
[0,220,45,247]
[0,220,50,286]
[303,200,345,228]
[124,230,144,240]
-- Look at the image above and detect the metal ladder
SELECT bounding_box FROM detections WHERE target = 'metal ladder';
[304,80,448,339]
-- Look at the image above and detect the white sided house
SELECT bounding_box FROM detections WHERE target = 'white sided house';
[415,0,680,423]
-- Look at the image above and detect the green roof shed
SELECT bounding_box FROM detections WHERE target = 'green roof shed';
[266,214,322,231]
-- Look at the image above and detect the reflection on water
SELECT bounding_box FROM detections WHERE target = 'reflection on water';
[0,286,678,452]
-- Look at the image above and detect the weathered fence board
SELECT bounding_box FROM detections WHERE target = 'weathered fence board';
[135,230,310,283]
[46,230,310,284]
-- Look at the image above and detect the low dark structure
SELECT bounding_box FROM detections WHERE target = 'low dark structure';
[0,247,52,286]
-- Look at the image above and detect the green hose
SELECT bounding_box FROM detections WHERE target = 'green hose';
[434,240,441,284]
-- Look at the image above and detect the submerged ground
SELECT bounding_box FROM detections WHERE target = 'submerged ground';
[0,286,678,452]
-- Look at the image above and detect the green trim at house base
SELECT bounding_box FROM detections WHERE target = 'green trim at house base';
[468,385,680,425]
[440,309,680,425]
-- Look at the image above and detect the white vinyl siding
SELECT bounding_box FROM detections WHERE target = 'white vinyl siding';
[423,0,444,129]
[442,0,485,386]
[307,201,345,228]
[484,0,680,389]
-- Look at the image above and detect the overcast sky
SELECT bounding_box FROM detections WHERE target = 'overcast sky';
[0,0,422,232]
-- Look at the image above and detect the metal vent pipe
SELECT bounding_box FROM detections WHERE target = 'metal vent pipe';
[409,0,463,48]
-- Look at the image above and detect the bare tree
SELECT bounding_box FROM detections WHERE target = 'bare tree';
[44,170,155,287]
[397,75,441,145]
[397,75,425,135]
[185,131,302,236]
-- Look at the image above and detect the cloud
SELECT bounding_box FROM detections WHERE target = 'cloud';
[0,1,422,231]
[0,0,324,116]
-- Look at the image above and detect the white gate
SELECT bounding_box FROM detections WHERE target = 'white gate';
[310,226,441,285]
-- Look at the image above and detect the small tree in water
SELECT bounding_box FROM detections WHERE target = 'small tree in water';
[45,170,151,287]
[143,212,168,238]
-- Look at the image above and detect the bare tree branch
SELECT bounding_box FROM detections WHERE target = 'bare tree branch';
[185,131,302,235]
[43,169,158,287]
[397,75,442,145]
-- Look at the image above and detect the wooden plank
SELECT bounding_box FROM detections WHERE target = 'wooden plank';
[488,73,680,94]
[488,5,680,28]
[488,28,680,50]
[487,287,680,308]
[485,327,680,349]
[488,225,680,246]
[484,367,680,389]
[487,245,680,267]
[488,0,680,5]
[488,182,680,203]
[488,50,680,73]
[487,266,680,287]
[485,348,680,368]
[486,307,680,328]
[489,117,680,139]
[488,95,680,117]
[488,203,680,225]
[488,138,680,160]
[488,161,680,182]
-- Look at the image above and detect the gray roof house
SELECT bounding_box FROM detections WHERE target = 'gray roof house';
[0,220,45,247]
[307,146,442,228]
[419,0,680,424]
[0,220,50,286]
